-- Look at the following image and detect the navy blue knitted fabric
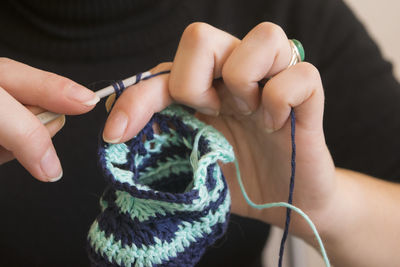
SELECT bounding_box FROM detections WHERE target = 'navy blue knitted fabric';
[87,105,234,266]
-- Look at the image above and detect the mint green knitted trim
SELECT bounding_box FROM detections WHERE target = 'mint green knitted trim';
[161,107,234,163]
[135,134,193,185]
[90,105,234,266]
[112,166,225,222]
[105,143,130,164]
[104,105,234,195]
[104,126,194,187]
[91,104,331,267]
[89,191,231,267]
[138,156,191,185]
[105,140,191,187]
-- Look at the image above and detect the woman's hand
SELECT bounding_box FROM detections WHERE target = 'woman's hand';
[103,22,335,238]
[0,58,99,182]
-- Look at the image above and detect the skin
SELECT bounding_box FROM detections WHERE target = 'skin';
[104,21,334,238]
[0,58,99,181]
[1,22,399,266]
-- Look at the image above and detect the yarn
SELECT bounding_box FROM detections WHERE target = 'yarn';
[111,71,171,98]
[88,105,234,266]
[278,109,296,267]
[87,72,331,267]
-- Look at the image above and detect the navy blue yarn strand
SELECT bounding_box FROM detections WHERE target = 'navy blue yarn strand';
[92,106,230,267]
[117,80,125,95]
[278,108,296,267]
[111,70,171,99]
[112,80,124,97]
[135,72,142,84]
[142,70,171,80]
[108,71,298,266]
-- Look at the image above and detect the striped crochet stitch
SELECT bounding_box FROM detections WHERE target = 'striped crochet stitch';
[88,105,235,267]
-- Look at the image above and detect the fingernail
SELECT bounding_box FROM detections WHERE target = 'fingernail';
[105,94,116,113]
[60,115,66,128]
[233,96,251,115]
[49,170,63,182]
[56,115,66,129]
[264,109,275,133]
[198,107,219,116]
[41,147,63,181]
[66,84,100,106]
[103,110,128,143]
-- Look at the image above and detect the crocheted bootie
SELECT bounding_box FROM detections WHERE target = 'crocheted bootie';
[88,105,235,267]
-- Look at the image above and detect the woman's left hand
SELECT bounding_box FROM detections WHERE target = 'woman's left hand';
[102,22,336,238]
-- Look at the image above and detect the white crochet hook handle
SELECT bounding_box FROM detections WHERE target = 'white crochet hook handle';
[36,71,152,124]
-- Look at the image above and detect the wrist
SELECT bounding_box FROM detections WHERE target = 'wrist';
[300,168,357,246]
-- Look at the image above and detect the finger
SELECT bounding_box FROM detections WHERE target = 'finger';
[0,58,99,115]
[25,105,46,115]
[0,114,65,165]
[261,62,324,133]
[222,22,292,113]
[103,63,172,143]
[0,87,63,181]
[169,22,240,115]
[1,105,65,165]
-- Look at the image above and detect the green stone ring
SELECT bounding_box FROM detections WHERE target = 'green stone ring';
[288,39,305,67]
[291,39,305,61]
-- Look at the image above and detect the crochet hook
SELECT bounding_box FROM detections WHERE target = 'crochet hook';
[36,71,153,124]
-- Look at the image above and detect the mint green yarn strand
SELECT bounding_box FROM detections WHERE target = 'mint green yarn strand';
[191,123,330,267]
[234,159,331,267]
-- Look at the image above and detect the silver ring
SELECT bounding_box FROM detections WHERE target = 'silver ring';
[288,39,302,67]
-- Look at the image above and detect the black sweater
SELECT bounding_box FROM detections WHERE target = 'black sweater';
[0,0,399,266]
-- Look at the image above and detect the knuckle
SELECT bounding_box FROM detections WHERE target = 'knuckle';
[182,22,213,46]
[298,62,321,82]
[270,90,286,108]
[264,80,287,105]
[254,22,285,42]
[298,63,324,99]
[14,121,50,154]
[222,65,246,89]
[40,72,73,94]
[169,85,191,102]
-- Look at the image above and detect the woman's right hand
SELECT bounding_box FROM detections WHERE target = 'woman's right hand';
[0,58,99,182]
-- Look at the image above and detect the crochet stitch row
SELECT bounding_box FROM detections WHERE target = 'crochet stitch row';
[88,105,235,267]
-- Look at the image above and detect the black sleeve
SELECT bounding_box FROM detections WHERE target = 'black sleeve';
[290,0,400,182]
